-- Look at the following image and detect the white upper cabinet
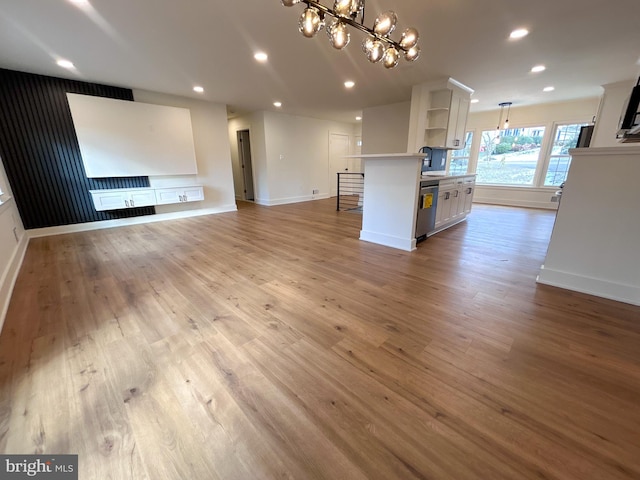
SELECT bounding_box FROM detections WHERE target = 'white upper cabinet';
[407,78,474,152]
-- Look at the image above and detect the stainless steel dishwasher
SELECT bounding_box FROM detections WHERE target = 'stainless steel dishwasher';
[415,180,439,243]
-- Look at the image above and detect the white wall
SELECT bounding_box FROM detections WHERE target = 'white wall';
[590,79,636,148]
[467,97,600,209]
[538,146,640,306]
[229,111,359,206]
[0,157,27,332]
[361,101,411,154]
[132,90,237,214]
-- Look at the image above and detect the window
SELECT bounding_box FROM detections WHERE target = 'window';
[543,123,587,186]
[477,126,546,185]
[448,131,473,175]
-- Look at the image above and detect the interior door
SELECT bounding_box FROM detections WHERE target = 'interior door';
[329,133,350,197]
[237,130,254,201]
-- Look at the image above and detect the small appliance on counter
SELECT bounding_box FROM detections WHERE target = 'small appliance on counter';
[419,146,447,174]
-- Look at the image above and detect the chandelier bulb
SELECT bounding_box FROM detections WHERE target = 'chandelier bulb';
[404,45,420,62]
[382,46,400,69]
[281,0,300,6]
[327,20,350,50]
[299,7,324,38]
[374,11,398,36]
[400,27,419,49]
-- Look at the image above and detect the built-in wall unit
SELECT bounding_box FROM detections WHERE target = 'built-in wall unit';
[228,111,361,206]
[0,68,237,327]
[0,69,237,237]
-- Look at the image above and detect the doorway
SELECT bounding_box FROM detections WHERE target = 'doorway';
[329,133,350,197]
[237,130,255,201]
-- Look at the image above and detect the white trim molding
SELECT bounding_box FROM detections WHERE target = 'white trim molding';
[537,265,640,306]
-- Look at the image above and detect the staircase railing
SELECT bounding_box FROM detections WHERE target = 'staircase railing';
[336,172,364,212]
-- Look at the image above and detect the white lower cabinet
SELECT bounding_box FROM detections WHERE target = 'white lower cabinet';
[89,185,204,211]
[155,186,204,205]
[433,175,475,232]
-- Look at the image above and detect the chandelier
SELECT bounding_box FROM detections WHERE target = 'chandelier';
[280,0,420,69]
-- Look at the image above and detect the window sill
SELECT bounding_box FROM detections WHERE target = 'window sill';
[475,184,560,191]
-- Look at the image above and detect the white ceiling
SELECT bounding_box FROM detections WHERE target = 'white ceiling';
[1,0,639,123]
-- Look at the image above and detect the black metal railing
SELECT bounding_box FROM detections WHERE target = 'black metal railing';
[336,172,364,212]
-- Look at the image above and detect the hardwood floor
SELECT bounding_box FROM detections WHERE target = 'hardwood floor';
[1,200,639,479]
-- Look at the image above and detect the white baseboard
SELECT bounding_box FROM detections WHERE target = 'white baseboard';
[27,204,238,238]
[255,194,330,206]
[359,229,416,252]
[537,265,640,306]
[0,233,29,333]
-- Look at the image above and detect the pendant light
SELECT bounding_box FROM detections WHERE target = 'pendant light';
[281,0,420,69]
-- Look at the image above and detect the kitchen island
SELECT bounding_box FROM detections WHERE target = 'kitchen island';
[352,153,475,251]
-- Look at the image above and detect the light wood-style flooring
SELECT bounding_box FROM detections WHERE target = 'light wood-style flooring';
[1,200,639,479]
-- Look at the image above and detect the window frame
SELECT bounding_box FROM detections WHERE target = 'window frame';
[474,123,549,187]
[539,121,589,187]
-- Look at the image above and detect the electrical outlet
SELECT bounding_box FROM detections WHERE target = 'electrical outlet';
[312,189,319,194]
[551,196,559,203]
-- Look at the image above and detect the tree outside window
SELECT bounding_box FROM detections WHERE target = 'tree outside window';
[477,126,546,185]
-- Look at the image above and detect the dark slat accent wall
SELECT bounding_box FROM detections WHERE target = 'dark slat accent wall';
[0,68,155,229]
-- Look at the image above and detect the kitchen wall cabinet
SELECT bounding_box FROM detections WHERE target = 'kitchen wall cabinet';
[408,78,474,152]
[89,185,203,211]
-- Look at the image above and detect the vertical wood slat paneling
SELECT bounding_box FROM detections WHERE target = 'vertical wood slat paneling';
[0,68,155,229]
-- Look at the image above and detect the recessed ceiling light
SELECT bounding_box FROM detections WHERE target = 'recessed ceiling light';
[531,65,546,73]
[254,52,268,62]
[509,28,529,39]
[344,80,355,89]
[273,101,282,108]
[56,59,75,69]
[193,86,204,93]
[543,86,555,92]
[355,116,362,121]
[470,99,479,104]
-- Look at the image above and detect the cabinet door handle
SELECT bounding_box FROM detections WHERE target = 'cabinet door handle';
[183,194,188,201]
[180,195,184,202]
[445,192,450,200]
[131,199,135,207]
[467,187,473,194]
[454,139,460,146]
[454,191,459,198]
[125,200,129,207]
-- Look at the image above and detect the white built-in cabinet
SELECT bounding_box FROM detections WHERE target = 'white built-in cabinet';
[408,78,474,152]
[433,175,475,232]
[155,186,204,205]
[89,185,203,211]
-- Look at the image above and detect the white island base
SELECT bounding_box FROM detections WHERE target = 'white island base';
[355,154,425,251]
